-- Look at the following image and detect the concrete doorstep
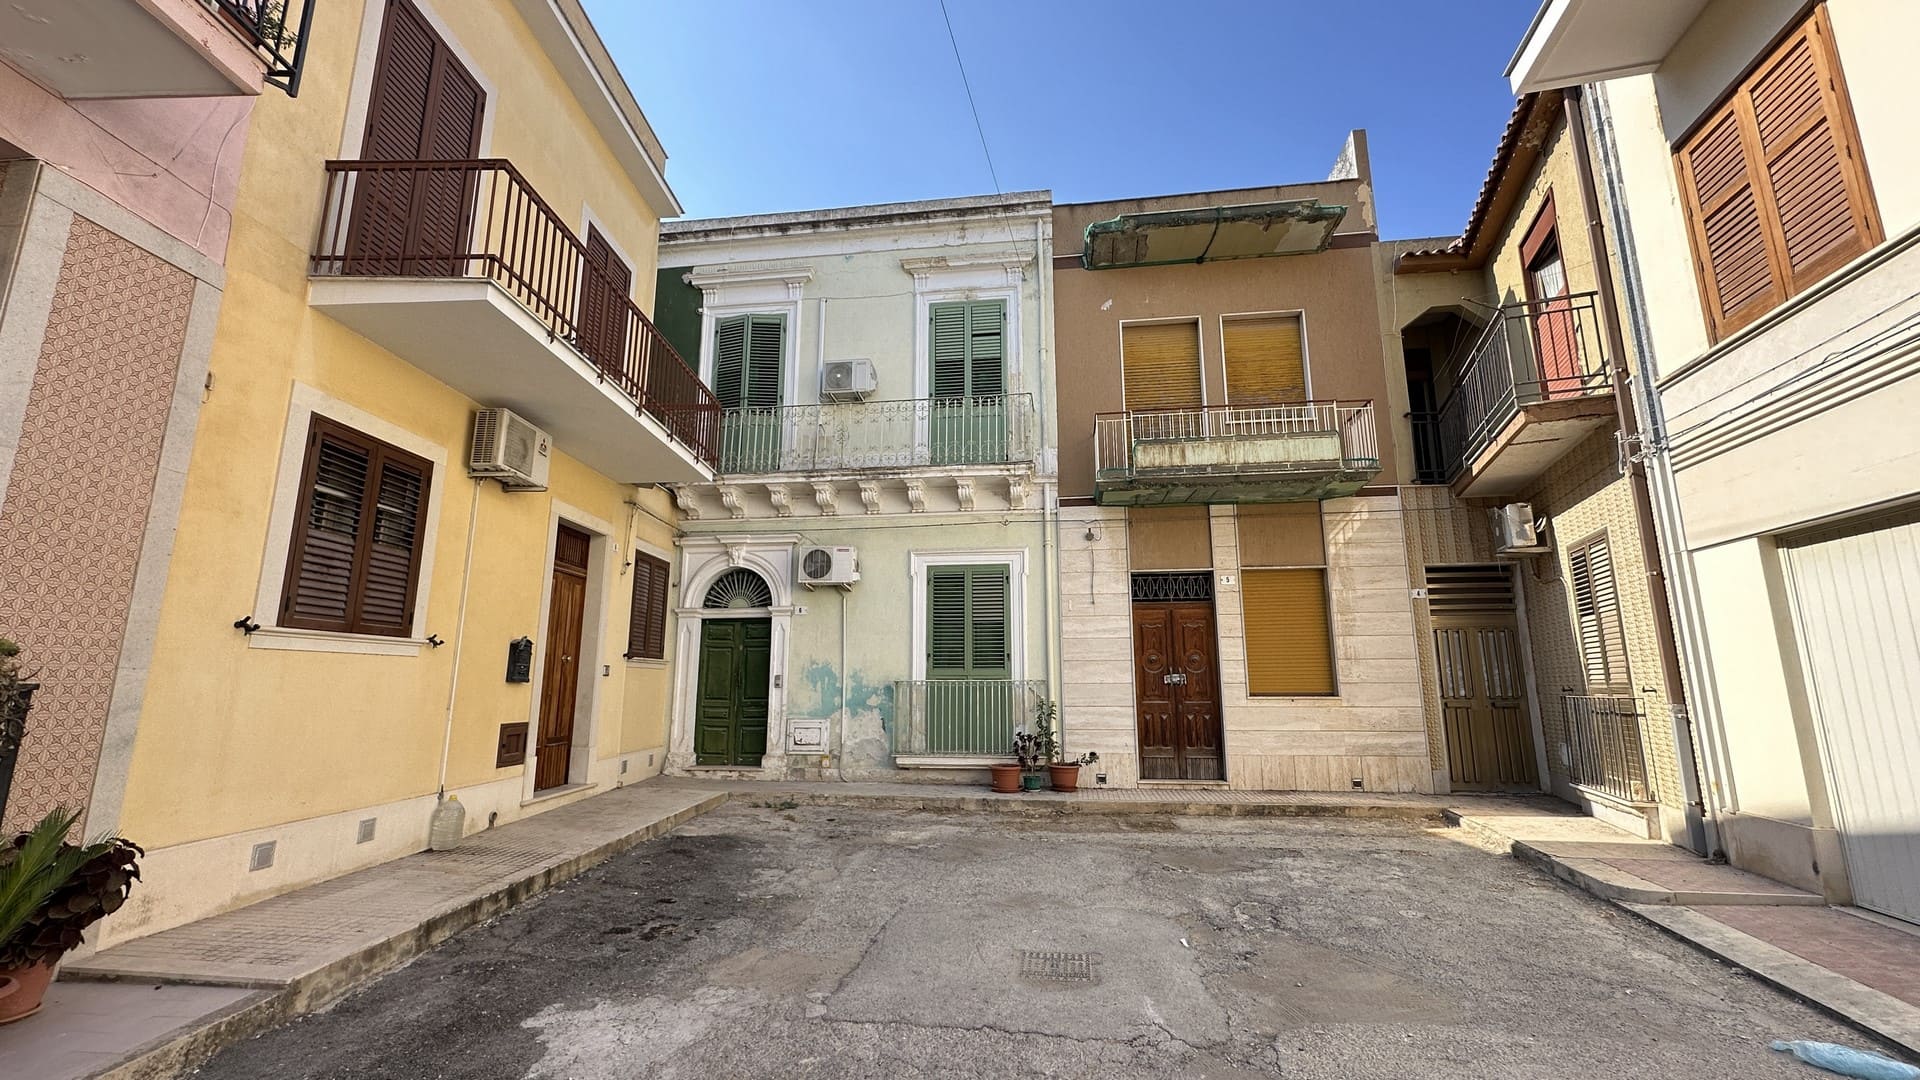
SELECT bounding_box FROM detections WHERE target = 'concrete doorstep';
[1448,806,1920,1060]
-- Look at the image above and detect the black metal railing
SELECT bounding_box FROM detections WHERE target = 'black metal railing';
[1563,692,1655,803]
[0,683,35,828]
[1434,292,1612,479]
[311,159,720,467]
[1409,410,1447,483]
[212,0,315,96]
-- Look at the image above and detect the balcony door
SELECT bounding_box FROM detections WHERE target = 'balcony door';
[714,314,784,473]
[925,565,1013,754]
[1520,200,1581,400]
[579,226,631,375]
[929,300,1006,466]
[345,0,485,276]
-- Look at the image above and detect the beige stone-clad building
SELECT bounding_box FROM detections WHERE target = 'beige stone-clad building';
[1052,134,1432,792]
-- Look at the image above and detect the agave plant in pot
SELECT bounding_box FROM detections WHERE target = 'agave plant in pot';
[1032,701,1098,792]
[0,808,143,1023]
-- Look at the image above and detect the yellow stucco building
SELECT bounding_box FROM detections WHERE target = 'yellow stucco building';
[93,0,713,947]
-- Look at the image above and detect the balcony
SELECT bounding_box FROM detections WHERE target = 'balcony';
[309,159,718,483]
[1093,401,1380,506]
[1,0,312,98]
[1435,293,1616,498]
[716,394,1036,476]
[1563,693,1655,804]
[892,679,1046,765]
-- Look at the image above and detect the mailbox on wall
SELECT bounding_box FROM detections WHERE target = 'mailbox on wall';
[506,637,533,683]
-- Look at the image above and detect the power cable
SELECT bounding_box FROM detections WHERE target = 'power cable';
[938,0,1001,195]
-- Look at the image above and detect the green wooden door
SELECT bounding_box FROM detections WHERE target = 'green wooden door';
[695,618,771,766]
[929,300,1007,465]
[715,314,784,473]
[925,565,1013,754]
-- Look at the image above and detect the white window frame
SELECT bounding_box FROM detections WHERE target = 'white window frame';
[908,549,1028,682]
[686,268,810,408]
[907,260,1027,402]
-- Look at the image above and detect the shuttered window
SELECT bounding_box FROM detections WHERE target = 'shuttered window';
[1121,320,1203,411]
[580,225,632,373]
[281,416,433,638]
[625,551,670,660]
[930,300,1006,398]
[1223,314,1307,406]
[926,565,1011,679]
[1241,568,1335,696]
[1568,535,1632,693]
[1675,5,1880,342]
[713,314,784,410]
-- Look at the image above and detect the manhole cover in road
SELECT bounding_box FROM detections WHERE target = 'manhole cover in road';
[1019,950,1099,982]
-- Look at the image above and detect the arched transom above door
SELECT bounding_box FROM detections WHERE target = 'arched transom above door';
[704,567,773,610]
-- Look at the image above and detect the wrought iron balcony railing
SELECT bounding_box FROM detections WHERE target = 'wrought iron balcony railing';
[714,393,1036,475]
[1434,292,1611,479]
[893,679,1047,759]
[1093,401,1380,481]
[1563,692,1655,804]
[311,159,719,467]
[213,0,315,96]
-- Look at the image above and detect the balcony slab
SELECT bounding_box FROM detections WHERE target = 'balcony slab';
[1,0,265,98]
[309,276,711,485]
[1452,392,1616,499]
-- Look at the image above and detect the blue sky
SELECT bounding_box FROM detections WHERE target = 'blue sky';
[584,1,1541,241]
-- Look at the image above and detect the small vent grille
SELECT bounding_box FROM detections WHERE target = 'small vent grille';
[471,409,500,468]
[1425,564,1515,615]
[1131,572,1214,603]
[357,818,377,844]
[1019,950,1098,982]
[249,841,277,872]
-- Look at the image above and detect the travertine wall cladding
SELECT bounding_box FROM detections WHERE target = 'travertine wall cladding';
[1399,484,1498,778]
[0,217,194,832]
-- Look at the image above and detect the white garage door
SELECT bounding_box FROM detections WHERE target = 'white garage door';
[1783,509,1920,924]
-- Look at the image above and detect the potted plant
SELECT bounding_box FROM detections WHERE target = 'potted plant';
[0,637,36,820]
[0,808,143,1023]
[1033,701,1099,792]
[988,755,1023,794]
[1010,726,1047,791]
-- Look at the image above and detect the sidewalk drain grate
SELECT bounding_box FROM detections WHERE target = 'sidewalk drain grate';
[1020,950,1098,982]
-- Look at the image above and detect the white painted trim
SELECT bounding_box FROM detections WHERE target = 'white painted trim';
[667,536,799,777]
[698,298,804,408]
[253,383,449,642]
[247,627,430,657]
[1117,316,1207,409]
[1216,308,1314,403]
[908,261,1027,402]
[578,201,642,298]
[521,500,617,802]
[907,548,1030,682]
[336,0,499,160]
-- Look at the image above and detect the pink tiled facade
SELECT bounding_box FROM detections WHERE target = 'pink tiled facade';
[0,217,194,833]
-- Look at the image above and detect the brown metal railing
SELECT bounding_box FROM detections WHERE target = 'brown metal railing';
[1436,292,1611,479]
[1563,692,1655,803]
[311,159,719,468]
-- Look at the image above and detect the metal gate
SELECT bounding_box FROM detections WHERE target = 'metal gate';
[1782,509,1920,924]
[1428,564,1537,790]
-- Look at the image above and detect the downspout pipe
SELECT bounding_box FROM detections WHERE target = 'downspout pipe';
[1563,86,1710,854]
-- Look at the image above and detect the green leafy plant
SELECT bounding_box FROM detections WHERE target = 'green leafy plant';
[1032,700,1097,766]
[0,808,143,969]
[1010,726,1046,771]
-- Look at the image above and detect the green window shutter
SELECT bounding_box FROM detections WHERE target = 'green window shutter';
[713,313,784,410]
[929,300,1007,399]
[714,315,747,409]
[926,565,1011,678]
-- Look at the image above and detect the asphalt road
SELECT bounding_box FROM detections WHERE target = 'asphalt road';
[190,803,1876,1079]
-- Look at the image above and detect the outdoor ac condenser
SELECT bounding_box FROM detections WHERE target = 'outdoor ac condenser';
[821,359,877,402]
[798,545,859,587]
[1492,502,1549,556]
[470,407,551,491]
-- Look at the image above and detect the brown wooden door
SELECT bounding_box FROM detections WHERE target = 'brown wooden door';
[579,226,632,373]
[535,525,590,791]
[1133,602,1225,781]
[345,0,486,276]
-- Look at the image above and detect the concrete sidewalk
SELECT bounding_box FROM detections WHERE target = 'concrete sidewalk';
[1450,802,1920,1058]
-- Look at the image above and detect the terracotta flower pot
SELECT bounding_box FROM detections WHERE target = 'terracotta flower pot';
[0,960,57,1024]
[1048,762,1082,792]
[989,762,1022,793]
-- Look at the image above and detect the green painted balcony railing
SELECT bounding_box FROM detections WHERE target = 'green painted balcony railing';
[892,679,1047,759]
[717,393,1036,475]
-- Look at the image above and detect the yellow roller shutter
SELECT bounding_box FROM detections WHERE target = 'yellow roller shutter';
[1224,314,1306,406]
[1242,568,1334,696]
[1122,321,1203,411]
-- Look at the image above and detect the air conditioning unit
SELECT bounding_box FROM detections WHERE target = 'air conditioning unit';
[798,545,859,587]
[470,407,550,490]
[821,359,877,402]
[1492,502,1549,556]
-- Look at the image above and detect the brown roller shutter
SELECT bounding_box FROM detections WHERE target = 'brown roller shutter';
[1122,321,1203,412]
[1675,5,1879,342]
[1223,314,1307,406]
[1241,568,1335,696]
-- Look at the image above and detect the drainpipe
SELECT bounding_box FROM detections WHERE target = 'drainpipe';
[435,479,485,799]
[1563,86,1710,854]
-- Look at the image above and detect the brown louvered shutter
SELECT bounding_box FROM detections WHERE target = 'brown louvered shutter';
[1122,321,1203,412]
[1676,5,1879,342]
[581,226,632,374]
[1241,568,1335,696]
[1568,536,1631,693]
[281,417,433,638]
[1223,315,1307,406]
[626,552,670,660]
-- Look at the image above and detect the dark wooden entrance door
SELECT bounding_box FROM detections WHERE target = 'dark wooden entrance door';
[695,618,770,766]
[1427,565,1538,791]
[534,525,590,791]
[345,0,486,275]
[1133,602,1225,781]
